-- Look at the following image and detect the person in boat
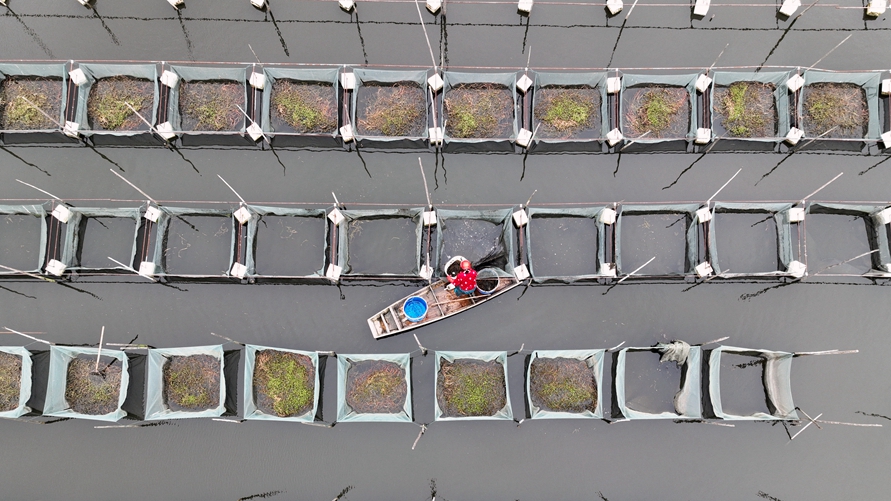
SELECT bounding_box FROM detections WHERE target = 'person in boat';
[448,259,477,297]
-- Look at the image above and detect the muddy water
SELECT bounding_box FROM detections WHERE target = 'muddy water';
[2,0,891,499]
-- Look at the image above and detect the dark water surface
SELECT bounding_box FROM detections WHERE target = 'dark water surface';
[2,0,891,499]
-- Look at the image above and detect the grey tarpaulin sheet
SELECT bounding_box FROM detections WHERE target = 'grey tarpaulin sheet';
[800,70,882,142]
[435,208,516,275]
[614,345,702,420]
[336,353,412,423]
[0,346,32,419]
[244,205,328,278]
[337,208,423,277]
[261,66,340,142]
[60,207,141,271]
[148,206,236,277]
[73,63,158,137]
[526,349,604,420]
[531,72,608,151]
[710,71,792,144]
[0,204,47,274]
[615,204,701,276]
[145,345,227,420]
[43,346,129,422]
[525,206,607,283]
[243,344,320,422]
[620,73,698,144]
[807,202,891,273]
[0,63,69,135]
[708,346,798,420]
[442,71,518,152]
[708,202,796,277]
[434,351,513,422]
[167,65,248,135]
[352,68,430,148]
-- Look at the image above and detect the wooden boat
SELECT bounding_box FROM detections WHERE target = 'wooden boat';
[368,273,521,339]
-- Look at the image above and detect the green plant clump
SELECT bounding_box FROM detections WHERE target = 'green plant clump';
[358,83,425,137]
[254,350,315,418]
[163,354,220,411]
[0,352,23,412]
[179,81,243,132]
[65,357,123,415]
[625,86,688,138]
[0,77,63,130]
[271,80,338,133]
[437,358,506,417]
[346,360,407,414]
[803,82,868,138]
[444,84,513,139]
[716,82,775,138]
[535,87,599,137]
[529,357,597,413]
[87,76,153,131]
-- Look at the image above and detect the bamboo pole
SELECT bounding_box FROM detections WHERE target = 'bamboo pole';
[706,168,742,204]
[17,96,63,129]
[93,326,105,373]
[617,255,655,283]
[2,327,53,345]
[411,423,427,450]
[789,412,823,440]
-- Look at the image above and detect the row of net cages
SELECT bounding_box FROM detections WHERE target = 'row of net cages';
[3,62,887,153]
[520,202,891,282]
[2,200,891,282]
[0,342,827,423]
[0,201,523,283]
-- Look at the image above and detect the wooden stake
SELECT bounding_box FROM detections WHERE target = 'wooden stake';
[789,412,823,441]
[815,419,882,427]
[412,333,428,356]
[94,326,105,373]
[2,326,53,345]
[412,423,427,450]
[617,255,655,283]
[608,341,626,352]
[794,349,858,356]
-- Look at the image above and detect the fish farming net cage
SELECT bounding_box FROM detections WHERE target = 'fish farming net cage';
[337,208,424,279]
[707,346,798,421]
[0,346,33,419]
[795,71,882,153]
[244,205,329,280]
[707,71,792,152]
[528,72,609,153]
[56,207,141,273]
[72,63,160,146]
[0,63,71,144]
[145,345,239,420]
[243,345,322,422]
[805,203,891,277]
[166,65,254,147]
[707,203,801,279]
[441,71,518,153]
[351,68,431,149]
[0,204,47,277]
[260,67,341,148]
[147,206,240,280]
[525,206,610,283]
[613,343,702,420]
[434,351,513,421]
[525,349,604,420]
[336,353,412,423]
[435,209,516,277]
[43,346,130,422]
[619,73,698,152]
[615,204,704,278]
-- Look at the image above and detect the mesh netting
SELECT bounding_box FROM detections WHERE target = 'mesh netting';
[616,204,701,276]
[145,345,235,420]
[434,351,513,421]
[73,64,158,140]
[806,203,891,275]
[352,68,430,148]
[0,346,32,419]
[243,345,321,422]
[338,209,423,277]
[614,345,702,420]
[435,209,515,275]
[43,346,129,422]
[261,67,340,147]
[708,203,797,277]
[525,207,607,283]
[336,353,412,423]
[245,205,328,278]
[708,346,798,420]
[526,349,603,420]
[0,205,47,274]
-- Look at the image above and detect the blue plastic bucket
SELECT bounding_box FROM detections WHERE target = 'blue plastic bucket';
[403,296,428,323]
[475,268,499,295]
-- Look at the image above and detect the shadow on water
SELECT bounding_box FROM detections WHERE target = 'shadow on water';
[858,155,891,176]
[662,152,706,190]
[613,151,621,177]
[520,16,531,54]
[755,152,794,186]
[0,284,36,299]
[520,148,529,181]
[355,144,372,178]
[353,9,369,65]
[268,143,287,176]
[177,10,195,61]
[3,7,55,58]
[90,8,121,46]
[58,281,103,301]
[238,490,284,501]
[266,8,290,57]
[170,145,200,174]
[739,281,792,301]
[856,410,891,420]
[332,486,354,500]
[0,147,50,176]
[757,491,784,501]
[85,144,125,172]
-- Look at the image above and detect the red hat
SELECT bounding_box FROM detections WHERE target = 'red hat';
[460,260,472,269]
